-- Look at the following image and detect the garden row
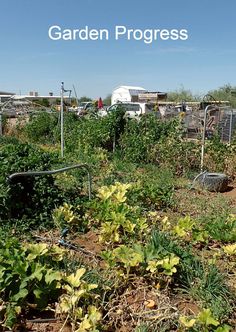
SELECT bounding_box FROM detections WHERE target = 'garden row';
[0,110,235,331]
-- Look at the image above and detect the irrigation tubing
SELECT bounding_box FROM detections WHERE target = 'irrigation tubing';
[8,163,92,199]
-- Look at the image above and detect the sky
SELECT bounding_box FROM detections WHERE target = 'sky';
[0,0,236,99]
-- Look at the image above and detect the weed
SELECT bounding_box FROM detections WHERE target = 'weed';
[179,261,233,319]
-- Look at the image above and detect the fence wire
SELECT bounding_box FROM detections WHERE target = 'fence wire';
[176,107,236,143]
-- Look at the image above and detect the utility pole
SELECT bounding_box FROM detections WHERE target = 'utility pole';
[60,82,64,158]
[60,82,72,158]
[0,106,2,136]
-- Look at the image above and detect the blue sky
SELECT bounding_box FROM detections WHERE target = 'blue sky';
[1,0,236,99]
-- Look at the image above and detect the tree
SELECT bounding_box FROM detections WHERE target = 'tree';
[207,84,236,107]
[167,87,200,102]
[103,94,112,106]
[78,96,92,103]
[33,98,50,107]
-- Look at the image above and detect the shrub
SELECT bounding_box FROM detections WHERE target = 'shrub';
[127,167,175,209]
[0,140,61,225]
[120,115,182,163]
[65,106,127,153]
[24,112,59,144]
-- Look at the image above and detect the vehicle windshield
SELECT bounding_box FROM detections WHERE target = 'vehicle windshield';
[109,104,140,112]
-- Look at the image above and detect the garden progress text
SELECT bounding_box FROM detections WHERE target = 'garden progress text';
[48,25,188,44]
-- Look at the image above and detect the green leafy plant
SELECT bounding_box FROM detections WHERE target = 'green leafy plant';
[101,240,180,281]
[179,308,232,332]
[56,268,101,332]
[24,112,59,144]
[0,140,62,225]
[0,237,65,329]
[128,167,175,209]
[179,260,233,320]
[173,216,209,243]
[146,253,180,275]
[204,213,236,243]
[88,182,148,244]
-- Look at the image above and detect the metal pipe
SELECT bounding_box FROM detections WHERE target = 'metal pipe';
[0,110,2,136]
[60,82,64,158]
[229,109,233,144]
[200,104,212,172]
[8,163,92,200]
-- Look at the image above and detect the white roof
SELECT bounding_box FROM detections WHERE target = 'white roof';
[12,95,70,100]
[115,85,146,91]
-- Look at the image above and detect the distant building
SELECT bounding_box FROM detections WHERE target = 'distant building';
[111,86,147,104]
[0,91,71,107]
[138,91,167,103]
[0,91,15,104]
[111,85,167,105]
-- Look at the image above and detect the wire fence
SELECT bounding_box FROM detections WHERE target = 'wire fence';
[180,107,236,143]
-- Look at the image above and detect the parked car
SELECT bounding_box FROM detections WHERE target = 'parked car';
[77,102,93,112]
[98,102,159,119]
[98,102,142,119]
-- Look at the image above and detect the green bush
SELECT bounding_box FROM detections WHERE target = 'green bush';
[151,136,201,175]
[127,167,175,209]
[17,109,236,177]
[24,112,59,144]
[0,140,61,225]
[65,106,127,153]
[120,115,182,163]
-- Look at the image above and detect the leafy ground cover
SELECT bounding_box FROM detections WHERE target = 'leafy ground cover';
[0,111,236,331]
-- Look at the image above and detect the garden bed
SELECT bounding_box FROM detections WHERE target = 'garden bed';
[0,112,236,331]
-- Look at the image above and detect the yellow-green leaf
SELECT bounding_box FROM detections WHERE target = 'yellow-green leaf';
[76,315,91,332]
[198,308,219,327]
[146,260,158,273]
[26,243,48,260]
[179,316,196,327]
[67,268,86,288]
[223,243,236,255]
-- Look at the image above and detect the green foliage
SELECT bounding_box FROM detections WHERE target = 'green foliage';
[0,183,10,220]
[101,229,185,279]
[173,216,209,243]
[53,202,88,233]
[200,212,236,243]
[102,241,180,280]
[144,231,233,320]
[204,137,236,175]
[128,167,175,209]
[167,87,200,102]
[0,237,64,328]
[120,114,182,163]
[56,268,101,331]
[16,105,236,176]
[179,308,232,332]
[179,259,232,319]
[24,112,59,143]
[65,107,126,154]
[0,236,101,330]
[0,140,61,225]
[79,96,93,103]
[208,84,236,107]
[89,182,148,244]
[151,136,201,175]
